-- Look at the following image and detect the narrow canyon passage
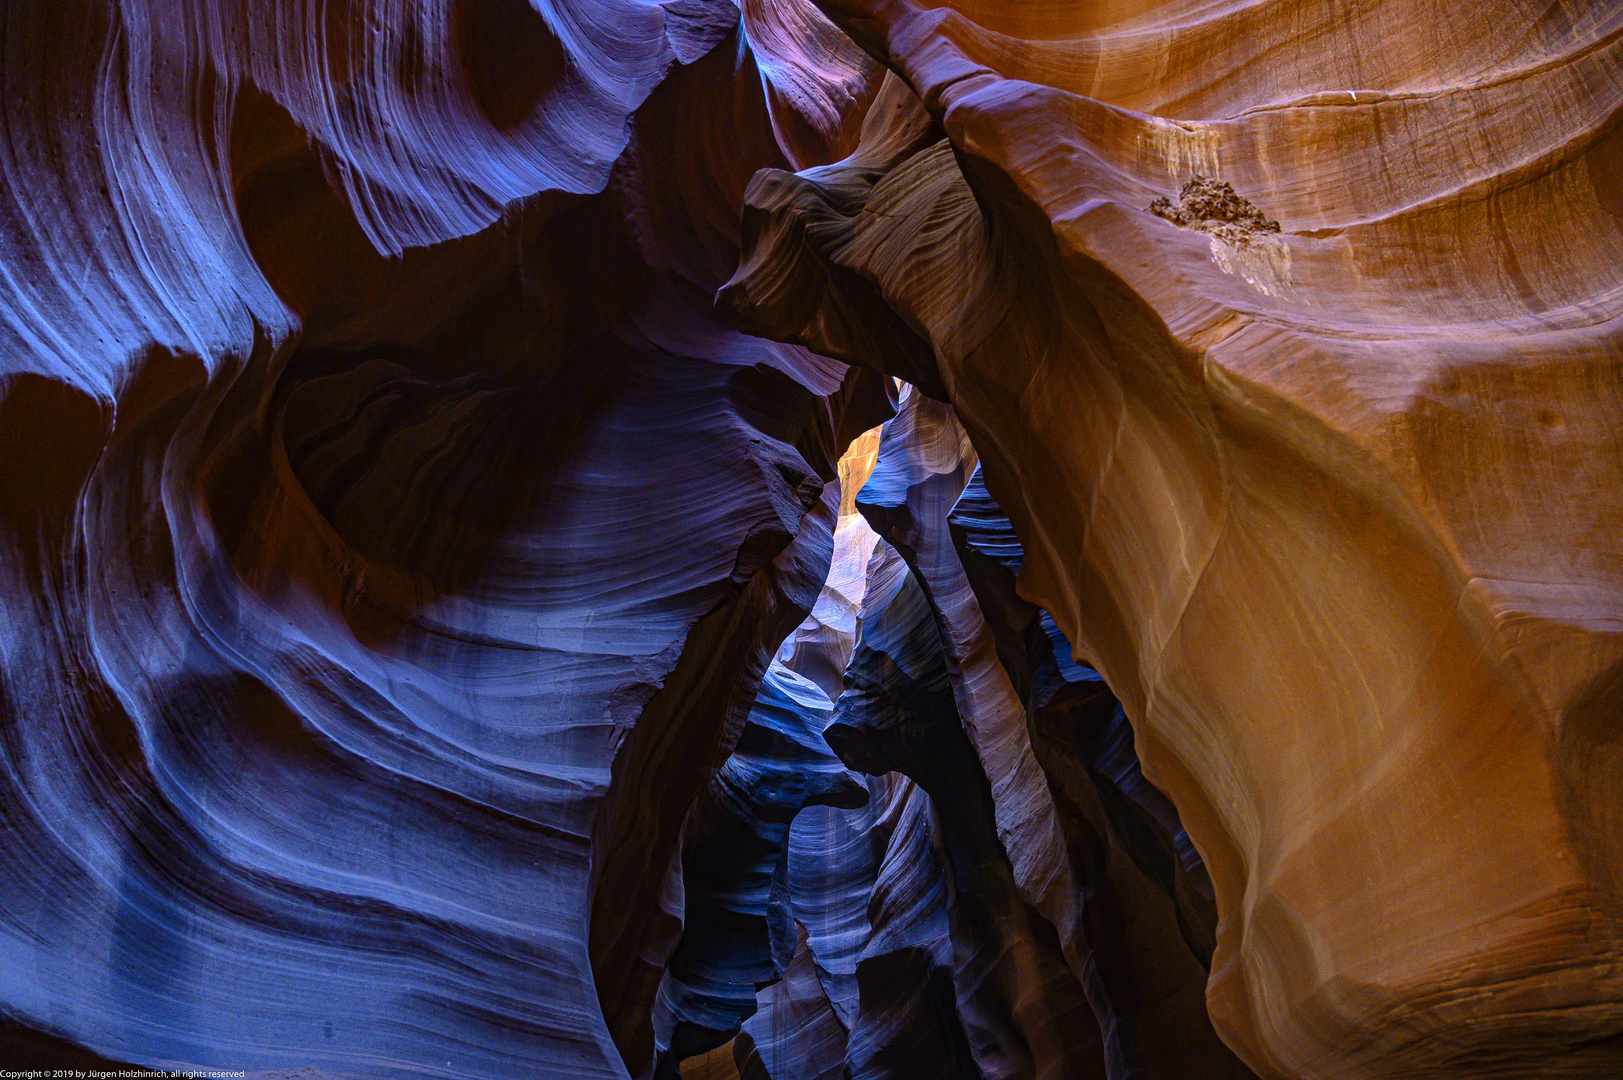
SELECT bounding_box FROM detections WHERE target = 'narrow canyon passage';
[0,1,1620,1078]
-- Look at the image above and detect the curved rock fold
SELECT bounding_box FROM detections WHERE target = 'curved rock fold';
[2,1,1620,1078]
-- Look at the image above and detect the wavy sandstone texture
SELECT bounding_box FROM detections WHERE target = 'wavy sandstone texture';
[1,0,1620,1078]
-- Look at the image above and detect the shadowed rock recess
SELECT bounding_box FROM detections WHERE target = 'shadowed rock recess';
[0,0,1619,1077]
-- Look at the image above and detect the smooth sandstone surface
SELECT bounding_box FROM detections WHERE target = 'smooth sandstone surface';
[725,1,1623,1076]
[2,1,1621,1078]
[0,2,884,1075]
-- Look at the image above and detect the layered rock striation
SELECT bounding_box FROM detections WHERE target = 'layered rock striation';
[724,1,1623,1075]
[2,1,1621,1078]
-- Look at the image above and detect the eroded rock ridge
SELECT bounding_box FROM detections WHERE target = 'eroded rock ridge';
[1,1,1620,1078]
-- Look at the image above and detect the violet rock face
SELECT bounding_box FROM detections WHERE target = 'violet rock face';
[3,2,1622,1079]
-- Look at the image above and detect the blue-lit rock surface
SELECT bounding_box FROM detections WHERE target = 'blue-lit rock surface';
[5,1,1622,1078]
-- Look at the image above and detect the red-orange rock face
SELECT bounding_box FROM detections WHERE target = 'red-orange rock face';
[1,1,1619,1078]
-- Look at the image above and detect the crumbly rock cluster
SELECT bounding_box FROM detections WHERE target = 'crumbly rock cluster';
[1150,175,1282,244]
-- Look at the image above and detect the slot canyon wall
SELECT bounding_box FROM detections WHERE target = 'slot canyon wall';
[0,0,1619,1078]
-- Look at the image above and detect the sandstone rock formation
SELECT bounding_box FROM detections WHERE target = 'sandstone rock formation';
[2,0,1620,1078]
[723,2,1623,1075]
